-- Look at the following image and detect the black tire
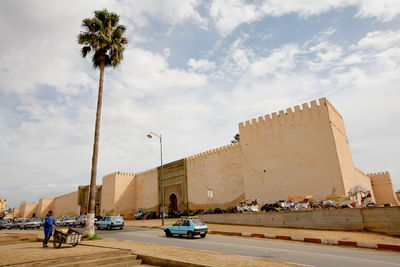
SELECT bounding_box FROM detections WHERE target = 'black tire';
[165,230,172,237]
[187,231,194,239]
[119,226,123,230]
[53,234,62,248]
[107,225,111,230]
[200,233,206,238]
[71,242,78,247]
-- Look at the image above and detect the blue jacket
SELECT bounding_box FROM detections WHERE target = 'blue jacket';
[44,215,55,236]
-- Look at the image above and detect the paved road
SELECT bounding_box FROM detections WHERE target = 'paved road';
[93,226,400,267]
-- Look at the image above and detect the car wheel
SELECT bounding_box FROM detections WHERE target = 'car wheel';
[119,226,123,230]
[165,230,172,237]
[200,233,206,238]
[107,225,111,230]
[187,231,194,239]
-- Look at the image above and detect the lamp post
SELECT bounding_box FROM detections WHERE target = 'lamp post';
[147,132,164,226]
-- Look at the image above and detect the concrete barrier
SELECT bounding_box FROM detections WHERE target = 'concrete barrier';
[199,207,400,236]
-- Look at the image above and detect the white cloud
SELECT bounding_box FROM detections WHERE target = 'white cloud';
[209,0,400,36]
[187,58,216,72]
[210,0,261,36]
[249,44,300,77]
[355,0,400,22]
[112,48,208,97]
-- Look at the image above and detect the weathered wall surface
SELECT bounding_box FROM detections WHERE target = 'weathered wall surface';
[38,198,55,217]
[13,208,20,219]
[239,98,346,204]
[327,102,374,197]
[135,169,158,212]
[54,192,78,217]
[19,203,38,218]
[187,143,245,210]
[368,172,400,205]
[200,207,400,235]
[114,172,136,218]
[101,173,117,215]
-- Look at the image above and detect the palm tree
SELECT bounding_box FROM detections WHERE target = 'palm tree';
[78,9,127,237]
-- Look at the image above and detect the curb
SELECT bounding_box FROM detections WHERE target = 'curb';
[211,230,400,252]
[133,225,400,252]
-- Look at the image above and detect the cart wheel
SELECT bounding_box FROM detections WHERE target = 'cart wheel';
[53,233,62,248]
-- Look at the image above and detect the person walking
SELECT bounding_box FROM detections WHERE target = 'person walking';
[43,210,56,248]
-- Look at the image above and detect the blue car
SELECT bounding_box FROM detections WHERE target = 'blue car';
[95,215,124,230]
[164,217,208,239]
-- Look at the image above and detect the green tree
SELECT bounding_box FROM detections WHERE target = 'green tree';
[78,9,127,237]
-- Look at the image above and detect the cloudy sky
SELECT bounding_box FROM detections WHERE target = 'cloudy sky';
[1,0,399,208]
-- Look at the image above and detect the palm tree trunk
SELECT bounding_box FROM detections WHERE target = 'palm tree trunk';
[85,55,105,237]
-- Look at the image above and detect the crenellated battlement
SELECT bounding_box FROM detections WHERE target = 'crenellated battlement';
[186,142,240,161]
[367,171,390,177]
[135,168,157,177]
[116,171,135,176]
[239,97,329,129]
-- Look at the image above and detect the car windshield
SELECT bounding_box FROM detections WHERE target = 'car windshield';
[192,219,205,226]
[104,216,111,221]
[173,220,183,226]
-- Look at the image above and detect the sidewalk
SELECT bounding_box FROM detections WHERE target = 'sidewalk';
[0,230,297,266]
[125,219,400,249]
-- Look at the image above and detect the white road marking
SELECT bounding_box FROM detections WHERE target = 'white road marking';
[107,230,400,266]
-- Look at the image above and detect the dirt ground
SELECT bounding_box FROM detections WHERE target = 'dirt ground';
[88,238,297,267]
[0,230,297,266]
[0,233,115,265]
[125,219,400,245]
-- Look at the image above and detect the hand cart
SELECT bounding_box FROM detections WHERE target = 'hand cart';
[53,228,82,248]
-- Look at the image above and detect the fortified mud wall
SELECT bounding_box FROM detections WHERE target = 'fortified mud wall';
[368,172,400,205]
[19,203,38,218]
[101,172,136,218]
[239,98,347,203]
[135,169,159,213]
[54,191,78,217]
[186,142,245,210]
[13,207,20,219]
[38,198,55,217]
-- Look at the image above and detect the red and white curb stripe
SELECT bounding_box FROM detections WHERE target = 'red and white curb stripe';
[207,230,400,252]
[133,226,400,252]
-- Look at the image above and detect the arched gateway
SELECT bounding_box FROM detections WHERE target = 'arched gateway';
[169,193,178,212]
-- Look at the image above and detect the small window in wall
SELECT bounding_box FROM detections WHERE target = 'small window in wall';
[207,188,214,198]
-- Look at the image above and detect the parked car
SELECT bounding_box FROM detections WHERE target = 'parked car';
[96,215,124,230]
[168,211,179,218]
[213,208,225,214]
[145,211,157,220]
[74,216,87,227]
[134,208,146,220]
[0,220,13,230]
[55,218,63,226]
[164,217,208,239]
[24,218,41,229]
[15,218,28,229]
[61,217,77,227]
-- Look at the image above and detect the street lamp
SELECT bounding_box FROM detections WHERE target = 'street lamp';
[147,132,164,226]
